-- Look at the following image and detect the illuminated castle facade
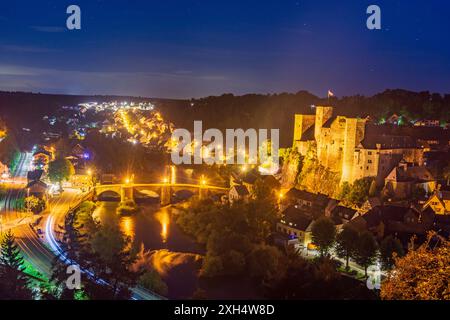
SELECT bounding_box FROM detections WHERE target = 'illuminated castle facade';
[293,106,425,186]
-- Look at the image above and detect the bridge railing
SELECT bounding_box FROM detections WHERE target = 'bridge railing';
[94,183,228,191]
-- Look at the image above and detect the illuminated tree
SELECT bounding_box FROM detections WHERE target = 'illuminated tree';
[48,158,75,187]
[25,195,46,214]
[381,234,450,300]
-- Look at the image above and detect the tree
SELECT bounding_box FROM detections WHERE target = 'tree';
[338,182,351,201]
[0,231,33,299]
[223,250,246,276]
[247,245,284,281]
[335,225,359,270]
[48,158,75,187]
[201,254,224,277]
[379,236,404,271]
[381,233,450,300]
[138,270,168,296]
[311,217,336,257]
[24,195,46,214]
[354,231,379,277]
[348,178,373,205]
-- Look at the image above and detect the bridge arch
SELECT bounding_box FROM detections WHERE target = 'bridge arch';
[97,190,121,201]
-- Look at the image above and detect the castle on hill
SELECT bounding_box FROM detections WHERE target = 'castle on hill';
[292,106,448,186]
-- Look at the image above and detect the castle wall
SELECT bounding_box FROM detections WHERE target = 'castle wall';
[292,106,424,188]
[293,114,315,148]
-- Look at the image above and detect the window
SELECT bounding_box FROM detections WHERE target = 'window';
[368,160,372,164]
[368,151,372,155]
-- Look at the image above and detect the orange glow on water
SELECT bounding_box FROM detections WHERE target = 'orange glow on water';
[156,209,170,243]
[120,216,135,239]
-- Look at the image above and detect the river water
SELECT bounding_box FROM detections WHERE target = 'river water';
[92,201,205,299]
[92,201,262,299]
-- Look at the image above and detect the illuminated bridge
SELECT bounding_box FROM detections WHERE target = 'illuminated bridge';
[93,183,228,205]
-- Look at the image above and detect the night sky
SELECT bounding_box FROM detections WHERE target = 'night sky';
[0,0,449,98]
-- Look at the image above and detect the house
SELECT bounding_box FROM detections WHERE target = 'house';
[229,185,250,203]
[386,113,401,125]
[360,197,382,213]
[329,205,358,226]
[282,188,331,218]
[422,190,450,215]
[26,180,48,199]
[384,163,437,199]
[414,119,440,127]
[277,205,314,248]
[230,168,280,198]
[0,161,8,179]
[349,205,435,240]
[27,170,44,183]
[71,144,89,160]
[33,149,52,170]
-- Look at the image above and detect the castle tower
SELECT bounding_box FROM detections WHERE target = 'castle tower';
[314,106,334,140]
[292,114,315,148]
[341,118,367,184]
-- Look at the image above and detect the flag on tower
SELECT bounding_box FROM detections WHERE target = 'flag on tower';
[328,90,335,98]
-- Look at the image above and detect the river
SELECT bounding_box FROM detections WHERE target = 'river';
[92,201,205,299]
[92,201,262,299]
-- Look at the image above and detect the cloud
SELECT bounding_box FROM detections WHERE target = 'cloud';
[0,44,57,53]
[0,64,232,98]
[31,25,65,33]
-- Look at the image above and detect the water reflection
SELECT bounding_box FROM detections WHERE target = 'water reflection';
[155,208,170,243]
[120,216,135,239]
[93,202,203,254]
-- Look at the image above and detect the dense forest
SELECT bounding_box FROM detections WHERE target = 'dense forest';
[1,89,449,148]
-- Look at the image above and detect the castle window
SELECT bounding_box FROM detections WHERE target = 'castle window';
[368,151,372,155]
[368,160,372,164]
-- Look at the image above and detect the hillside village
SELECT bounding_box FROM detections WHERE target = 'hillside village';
[268,105,450,255]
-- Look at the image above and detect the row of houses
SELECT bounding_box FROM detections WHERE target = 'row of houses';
[275,187,450,251]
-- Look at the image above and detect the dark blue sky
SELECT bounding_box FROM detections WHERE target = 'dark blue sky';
[0,0,449,98]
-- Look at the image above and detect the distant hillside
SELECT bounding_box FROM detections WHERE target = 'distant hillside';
[0,91,182,130]
[1,89,449,147]
[162,89,450,147]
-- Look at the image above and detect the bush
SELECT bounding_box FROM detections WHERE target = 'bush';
[116,200,138,215]
[201,254,224,277]
[247,245,284,280]
[138,270,168,296]
[24,195,46,214]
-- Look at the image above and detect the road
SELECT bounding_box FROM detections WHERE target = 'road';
[2,152,162,300]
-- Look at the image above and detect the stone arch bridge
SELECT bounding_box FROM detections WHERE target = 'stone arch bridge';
[93,183,228,205]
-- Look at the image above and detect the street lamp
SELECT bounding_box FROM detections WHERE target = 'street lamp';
[125,176,133,184]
